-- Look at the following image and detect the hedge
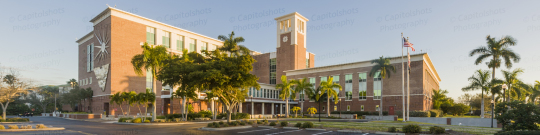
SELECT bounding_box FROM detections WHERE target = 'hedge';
[410,111,431,117]
[495,131,540,135]
[0,118,29,122]
[217,113,250,120]
[330,111,388,116]
[429,110,443,117]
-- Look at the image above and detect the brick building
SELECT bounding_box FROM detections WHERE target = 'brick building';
[75,7,440,117]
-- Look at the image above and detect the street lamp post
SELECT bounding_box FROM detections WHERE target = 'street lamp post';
[501,84,507,129]
[318,91,321,122]
[339,98,342,118]
[250,95,253,119]
[491,99,494,128]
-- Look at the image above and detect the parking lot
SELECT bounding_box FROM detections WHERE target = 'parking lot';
[217,127,375,135]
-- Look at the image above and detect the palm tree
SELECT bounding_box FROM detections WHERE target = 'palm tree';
[501,68,528,101]
[319,76,342,117]
[462,70,491,118]
[292,78,314,113]
[173,87,198,121]
[528,81,540,104]
[109,92,125,117]
[432,89,450,110]
[368,56,396,119]
[122,91,137,116]
[470,35,520,104]
[141,89,156,122]
[131,42,170,121]
[276,75,295,118]
[217,31,250,56]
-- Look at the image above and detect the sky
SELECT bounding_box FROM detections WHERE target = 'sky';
[1,0,539,100]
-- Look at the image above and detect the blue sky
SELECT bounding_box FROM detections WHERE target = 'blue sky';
[1,0,539,100]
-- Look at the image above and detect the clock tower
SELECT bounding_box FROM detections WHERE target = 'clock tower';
[274,12,312,83]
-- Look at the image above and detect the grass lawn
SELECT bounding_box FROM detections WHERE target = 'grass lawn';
[442,115,481,118]
[286,120,501,135]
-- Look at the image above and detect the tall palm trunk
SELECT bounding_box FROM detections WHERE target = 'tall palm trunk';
[286,99,289,118]
[380,78,383,120]
[182,97,186,121]
[327,95,331,117]
[152,73,157,122]
[137,104,142,119]
[119,103,125,117]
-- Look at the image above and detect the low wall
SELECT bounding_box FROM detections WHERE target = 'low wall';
[408,117,500,128]
[68,114,102,119]
[364,115,397,121]
[409,117,447,125]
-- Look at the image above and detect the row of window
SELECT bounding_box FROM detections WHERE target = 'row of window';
[269,58,277,84]
[314,105,377,112]
[79,77,92,86]
[146,27,216,53]
[248,87,280,99]
[302,72,381,101]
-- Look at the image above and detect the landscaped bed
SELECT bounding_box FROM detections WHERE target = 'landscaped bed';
[0,117,30,123]
[0,124,65,132]
[202,119,322,131]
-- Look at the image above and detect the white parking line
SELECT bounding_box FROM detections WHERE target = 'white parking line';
[362,133,369,135]
[265,129,302,135]
[238,128,275,134]
[312,131,333,135]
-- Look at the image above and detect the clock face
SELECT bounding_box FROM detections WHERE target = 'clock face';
[283,36,288,42]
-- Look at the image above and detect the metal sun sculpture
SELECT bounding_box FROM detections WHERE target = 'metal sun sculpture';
[94,29,110,61]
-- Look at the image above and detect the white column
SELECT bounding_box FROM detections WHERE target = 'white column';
[251,102,254,118]
[271,103,275,115]
[262,103,265,115]
[301,102,304,113]
[239,103,242,113]
[280,104,283,115]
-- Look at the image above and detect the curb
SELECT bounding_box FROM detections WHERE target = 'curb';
[258,126,276,129]
[0,127,65,132]
[113,122,191,125]
[305,128,326,131]
[375,132,405,135]
[337,130,362,133]
[199,126,252,131]
[283,127,299,129]
[0,121,33,124]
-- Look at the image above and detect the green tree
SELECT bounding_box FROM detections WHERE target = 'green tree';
[276,75,295,118]
[470,35,520,104]
[122,91,137,116]
[528,81,540,104]
[138,89,156,122]
[449,103,470,116]
[131,42,170,121]
[0,71,31,120]
[110,92,125,117]
[172,87,197,121]
[368,56,396,118]
[461,70,491,118]
[157,31,259,123]
[495,100,540,131]
[292,77,314,112]
[432,89,450,109]
[318,76,342,117]
[501,68,529,101]
[291,106,301,118]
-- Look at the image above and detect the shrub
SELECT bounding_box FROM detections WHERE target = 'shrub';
[156,116,166,119]
[495,131,540,135]
[410,111,431,117]
[280,121,288,127]
[8,125,18,129]
[132,118,142,123]
[430,110,444,117]
[402,124,421,133]
[198,110,212,118]
[144,120,150,123]
[387,127,397,132]
[213,124,219,128]
[240,122,246,125]
[263,121,268,125]
[450,103,470,116]
[219,121,224,125]
[230,121,238,126]
[263,119,268,123]
[257,121,262,124]
[495,101,540,131]
[429,126,445,134]
[269,122,276,126]
[248,121,253,125]
[0,125,4,130]
[212,122,218,126]
[207,123,214,127]
[20,125,32,129]
[118,118,133,122]
[294,122,302,127]
[302,122,314,128]
[0,117,30,122]
[36,124,46,129]
[222,123,229,127]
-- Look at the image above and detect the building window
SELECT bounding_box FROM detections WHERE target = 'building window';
[359,73,367,100]
[376,105,380,111]
[162,31,170,48]
[189,39,196,52]
[332,75,339,101]
[373,71,381,100]
[146,27,155,45]
[361,105,364,111]
[322,106,325,111]
[201,42,208,53]
[347,105,350,111]
[87,43,94,72]
[345,74,352,100]
[299,90,304,101]
[269,58,277,84]
[177,35,184,51]
[320,76,327,82]
[306,58,309,68]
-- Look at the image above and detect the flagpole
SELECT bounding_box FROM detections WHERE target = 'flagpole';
[406,37,410,121]
[401,33,405,122]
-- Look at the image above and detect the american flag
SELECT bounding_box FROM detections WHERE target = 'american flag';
[403,37,415,51]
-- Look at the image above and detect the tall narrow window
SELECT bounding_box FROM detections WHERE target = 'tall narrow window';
[332,75,340,93]
[176,35,184,51]
[361,105,364,111]
[162,31,170,48]
[146,69,153,89]
[359,73,367,100]
[87,44,94,72]
[320,76,327,82]
[306,58,309,68]
[345,74,352,100]
[299,90,304,101]
[269,58,277,84]
[376,105,380,111]
[373,71,382,100]
[146,27,155,45]
[190,39,196,52]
